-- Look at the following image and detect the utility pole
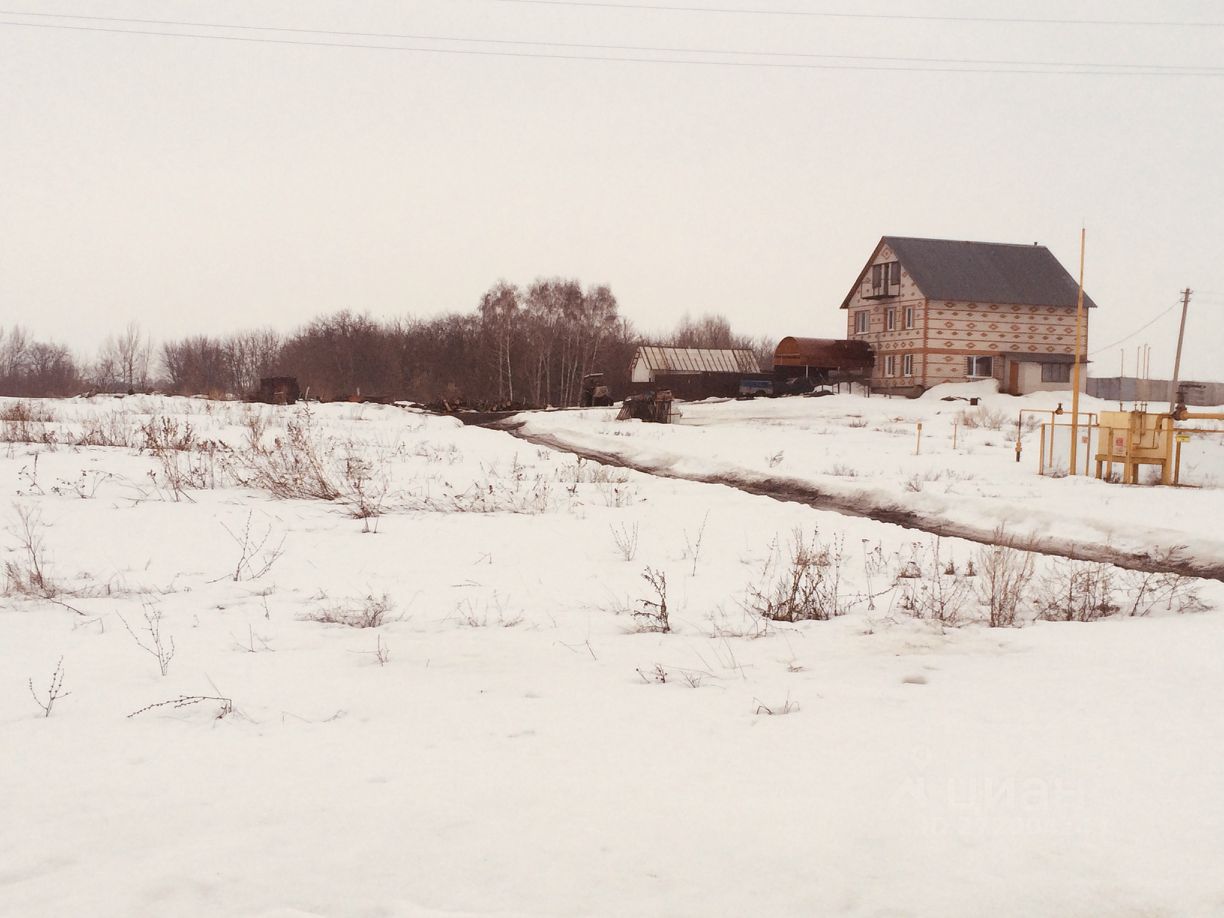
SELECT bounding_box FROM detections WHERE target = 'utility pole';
[1167,288,1192,410]
[1069,228,1087,475]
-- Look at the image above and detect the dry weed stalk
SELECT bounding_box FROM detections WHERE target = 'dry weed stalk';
[119,605,176,676]
[221,512,286,581]
[127,694,233,719]
[610,522,639,562]
[28,657,69,717]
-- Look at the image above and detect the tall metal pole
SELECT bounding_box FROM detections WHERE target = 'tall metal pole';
[1069,228,1087,475]
[1167,288,1192,410]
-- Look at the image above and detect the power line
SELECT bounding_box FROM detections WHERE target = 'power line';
[2,8,1218,72]
[491,0,1224,28]
[1088,300,1182,355]
[4,18,1224,76]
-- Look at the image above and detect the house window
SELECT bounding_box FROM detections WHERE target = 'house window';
[884,354,897,376]
[903,306,914,329]
[965,356,993,378]
[866,261,901,297]
[902,354,914,377]
[886,308,896,331]
[854,310,869,334]
[1041,363,1071,383]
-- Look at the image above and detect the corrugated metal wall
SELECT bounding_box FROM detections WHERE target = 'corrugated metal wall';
[1088,376,1224,406]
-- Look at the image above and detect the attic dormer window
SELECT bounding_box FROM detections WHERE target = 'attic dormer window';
[866,261,902,298]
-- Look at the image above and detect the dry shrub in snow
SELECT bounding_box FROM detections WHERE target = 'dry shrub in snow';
[413,441,462,464]
[1035,559,1119,622]
[1019,414,1044,434]
[341,451,388,528]
[50,468,116,500]
[307,593,393,628]
[139,415,196,452]
[959,406,1008,431]
[1,401,57,444]
[73,410,138,448]
[748,529,847,622]
[633,567,670,632]
[446,460,554,514]
[147,442,226,500]
[976,529,1035,627]
[4,504,59,599]
[904,470,943,493]
[455,596,524,628]
[228,409,343,502]
[138,414,226,499]
[1119,563,1207,616]
[556,458,637,507]
[226,409,391,523]
[896,538,971,625]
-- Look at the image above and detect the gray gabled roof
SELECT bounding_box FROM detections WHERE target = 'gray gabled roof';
[844,236,1098,309]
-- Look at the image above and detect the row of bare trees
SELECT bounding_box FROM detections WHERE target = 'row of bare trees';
[0,322,157,397]
[2,279,773,404]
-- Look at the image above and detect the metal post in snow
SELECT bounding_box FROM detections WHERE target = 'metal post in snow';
[1167,287,1192,411]
[1069,228,1087,475]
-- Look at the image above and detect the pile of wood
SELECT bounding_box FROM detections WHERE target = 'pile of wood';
[617,389,674,424]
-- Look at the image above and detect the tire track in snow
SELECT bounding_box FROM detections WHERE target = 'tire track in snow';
[498,422,1224,583]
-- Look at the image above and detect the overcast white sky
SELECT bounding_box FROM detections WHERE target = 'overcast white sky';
[1,0,1222,379]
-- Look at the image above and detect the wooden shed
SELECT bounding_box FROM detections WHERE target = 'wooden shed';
[628,346,761,400]
[773,337,873,390]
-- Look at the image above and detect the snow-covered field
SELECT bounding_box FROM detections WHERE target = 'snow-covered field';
[3,390,1223,918]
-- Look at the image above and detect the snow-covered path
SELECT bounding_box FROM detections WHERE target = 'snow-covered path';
[506,424,1224,581]
[513,387,1224,581]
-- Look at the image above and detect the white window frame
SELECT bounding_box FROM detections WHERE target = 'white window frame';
[886,307,896,331]
[854,310,869,334]
[902,354,914,377]
[884,354,897,377]
[966,355,993,378]
[903,305,914,329]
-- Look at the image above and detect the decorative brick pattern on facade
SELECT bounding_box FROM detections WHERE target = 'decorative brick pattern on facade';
[841,237,1092,396]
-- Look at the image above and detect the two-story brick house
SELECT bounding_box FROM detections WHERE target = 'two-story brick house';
[842,236,1095,396]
